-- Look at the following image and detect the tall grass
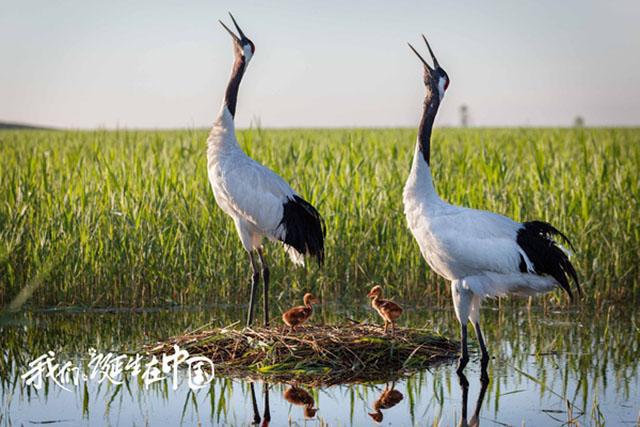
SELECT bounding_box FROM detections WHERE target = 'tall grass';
[0,128,638,308]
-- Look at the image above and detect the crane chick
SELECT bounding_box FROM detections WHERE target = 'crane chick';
[367,285,403,336]
[282,293,319,333]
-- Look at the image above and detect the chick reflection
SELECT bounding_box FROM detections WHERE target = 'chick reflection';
[283,385,318,418]
[457,372,489,427]
[368,382,404,423]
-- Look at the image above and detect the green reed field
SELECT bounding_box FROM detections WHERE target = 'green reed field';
[0,128,638,309]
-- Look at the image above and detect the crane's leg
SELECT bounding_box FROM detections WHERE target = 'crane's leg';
[475,321,490,382]
[246,251,260,327]
[257,248,270,327]
[458,324,469,373]
[474,322,489,360]
[468,294,490,376]
[452,280,472,374]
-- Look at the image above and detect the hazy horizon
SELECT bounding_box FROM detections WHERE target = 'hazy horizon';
[1,0,639,129]
[4,119,640,131]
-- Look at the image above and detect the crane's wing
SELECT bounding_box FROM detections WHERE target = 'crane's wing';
[215,157,295,236]
[212,154,325,266]
[425,207,580,299]
[424,207,526,275]
[436,206,521,239]
[435,232,524,274]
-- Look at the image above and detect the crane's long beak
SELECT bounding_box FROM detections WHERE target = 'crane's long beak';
[408,34,441,71]
[228,12,247,39]
[219,12,246,43]
[421,34,440,69]
[219,19,239,42]
[408,42,433,73]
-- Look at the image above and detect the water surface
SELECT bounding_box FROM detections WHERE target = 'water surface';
[1,303,638,426]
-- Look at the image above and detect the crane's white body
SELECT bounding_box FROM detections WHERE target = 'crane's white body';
[211,13,324,327]
[403,143,558,321]
[403,142,561,293]
[403,35,578,371]
[207,106,304,265]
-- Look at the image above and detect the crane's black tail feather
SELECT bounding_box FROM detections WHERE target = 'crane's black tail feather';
[279,195,325,266]
[516,221,581,301]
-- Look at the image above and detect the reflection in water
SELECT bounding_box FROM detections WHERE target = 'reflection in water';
[457,371,489,427]
[368,381,403,423]
[0,304,639,425]
[283,384,318,419]
[262,383,271,427]
[249,383,261,424]
[249,382,271,426]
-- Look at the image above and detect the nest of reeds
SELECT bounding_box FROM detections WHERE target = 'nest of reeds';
[145,322,458,385]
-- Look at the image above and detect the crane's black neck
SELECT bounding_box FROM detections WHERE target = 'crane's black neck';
[417,90,440,166]
[224,57,246,118]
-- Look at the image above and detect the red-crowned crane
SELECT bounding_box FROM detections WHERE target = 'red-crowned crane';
[402,35,580,373]
[207,14,325,327]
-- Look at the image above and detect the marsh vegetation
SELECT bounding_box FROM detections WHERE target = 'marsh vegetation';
[1,128,638,309]
[1,127,638,425]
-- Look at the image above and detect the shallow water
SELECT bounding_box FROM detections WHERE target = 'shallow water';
[1,303,638,426]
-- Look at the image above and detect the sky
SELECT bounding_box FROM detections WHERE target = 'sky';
[1,0,639,129]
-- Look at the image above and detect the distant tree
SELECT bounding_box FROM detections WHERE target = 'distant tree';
[460,105,469,128]
[574,116,585,128]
